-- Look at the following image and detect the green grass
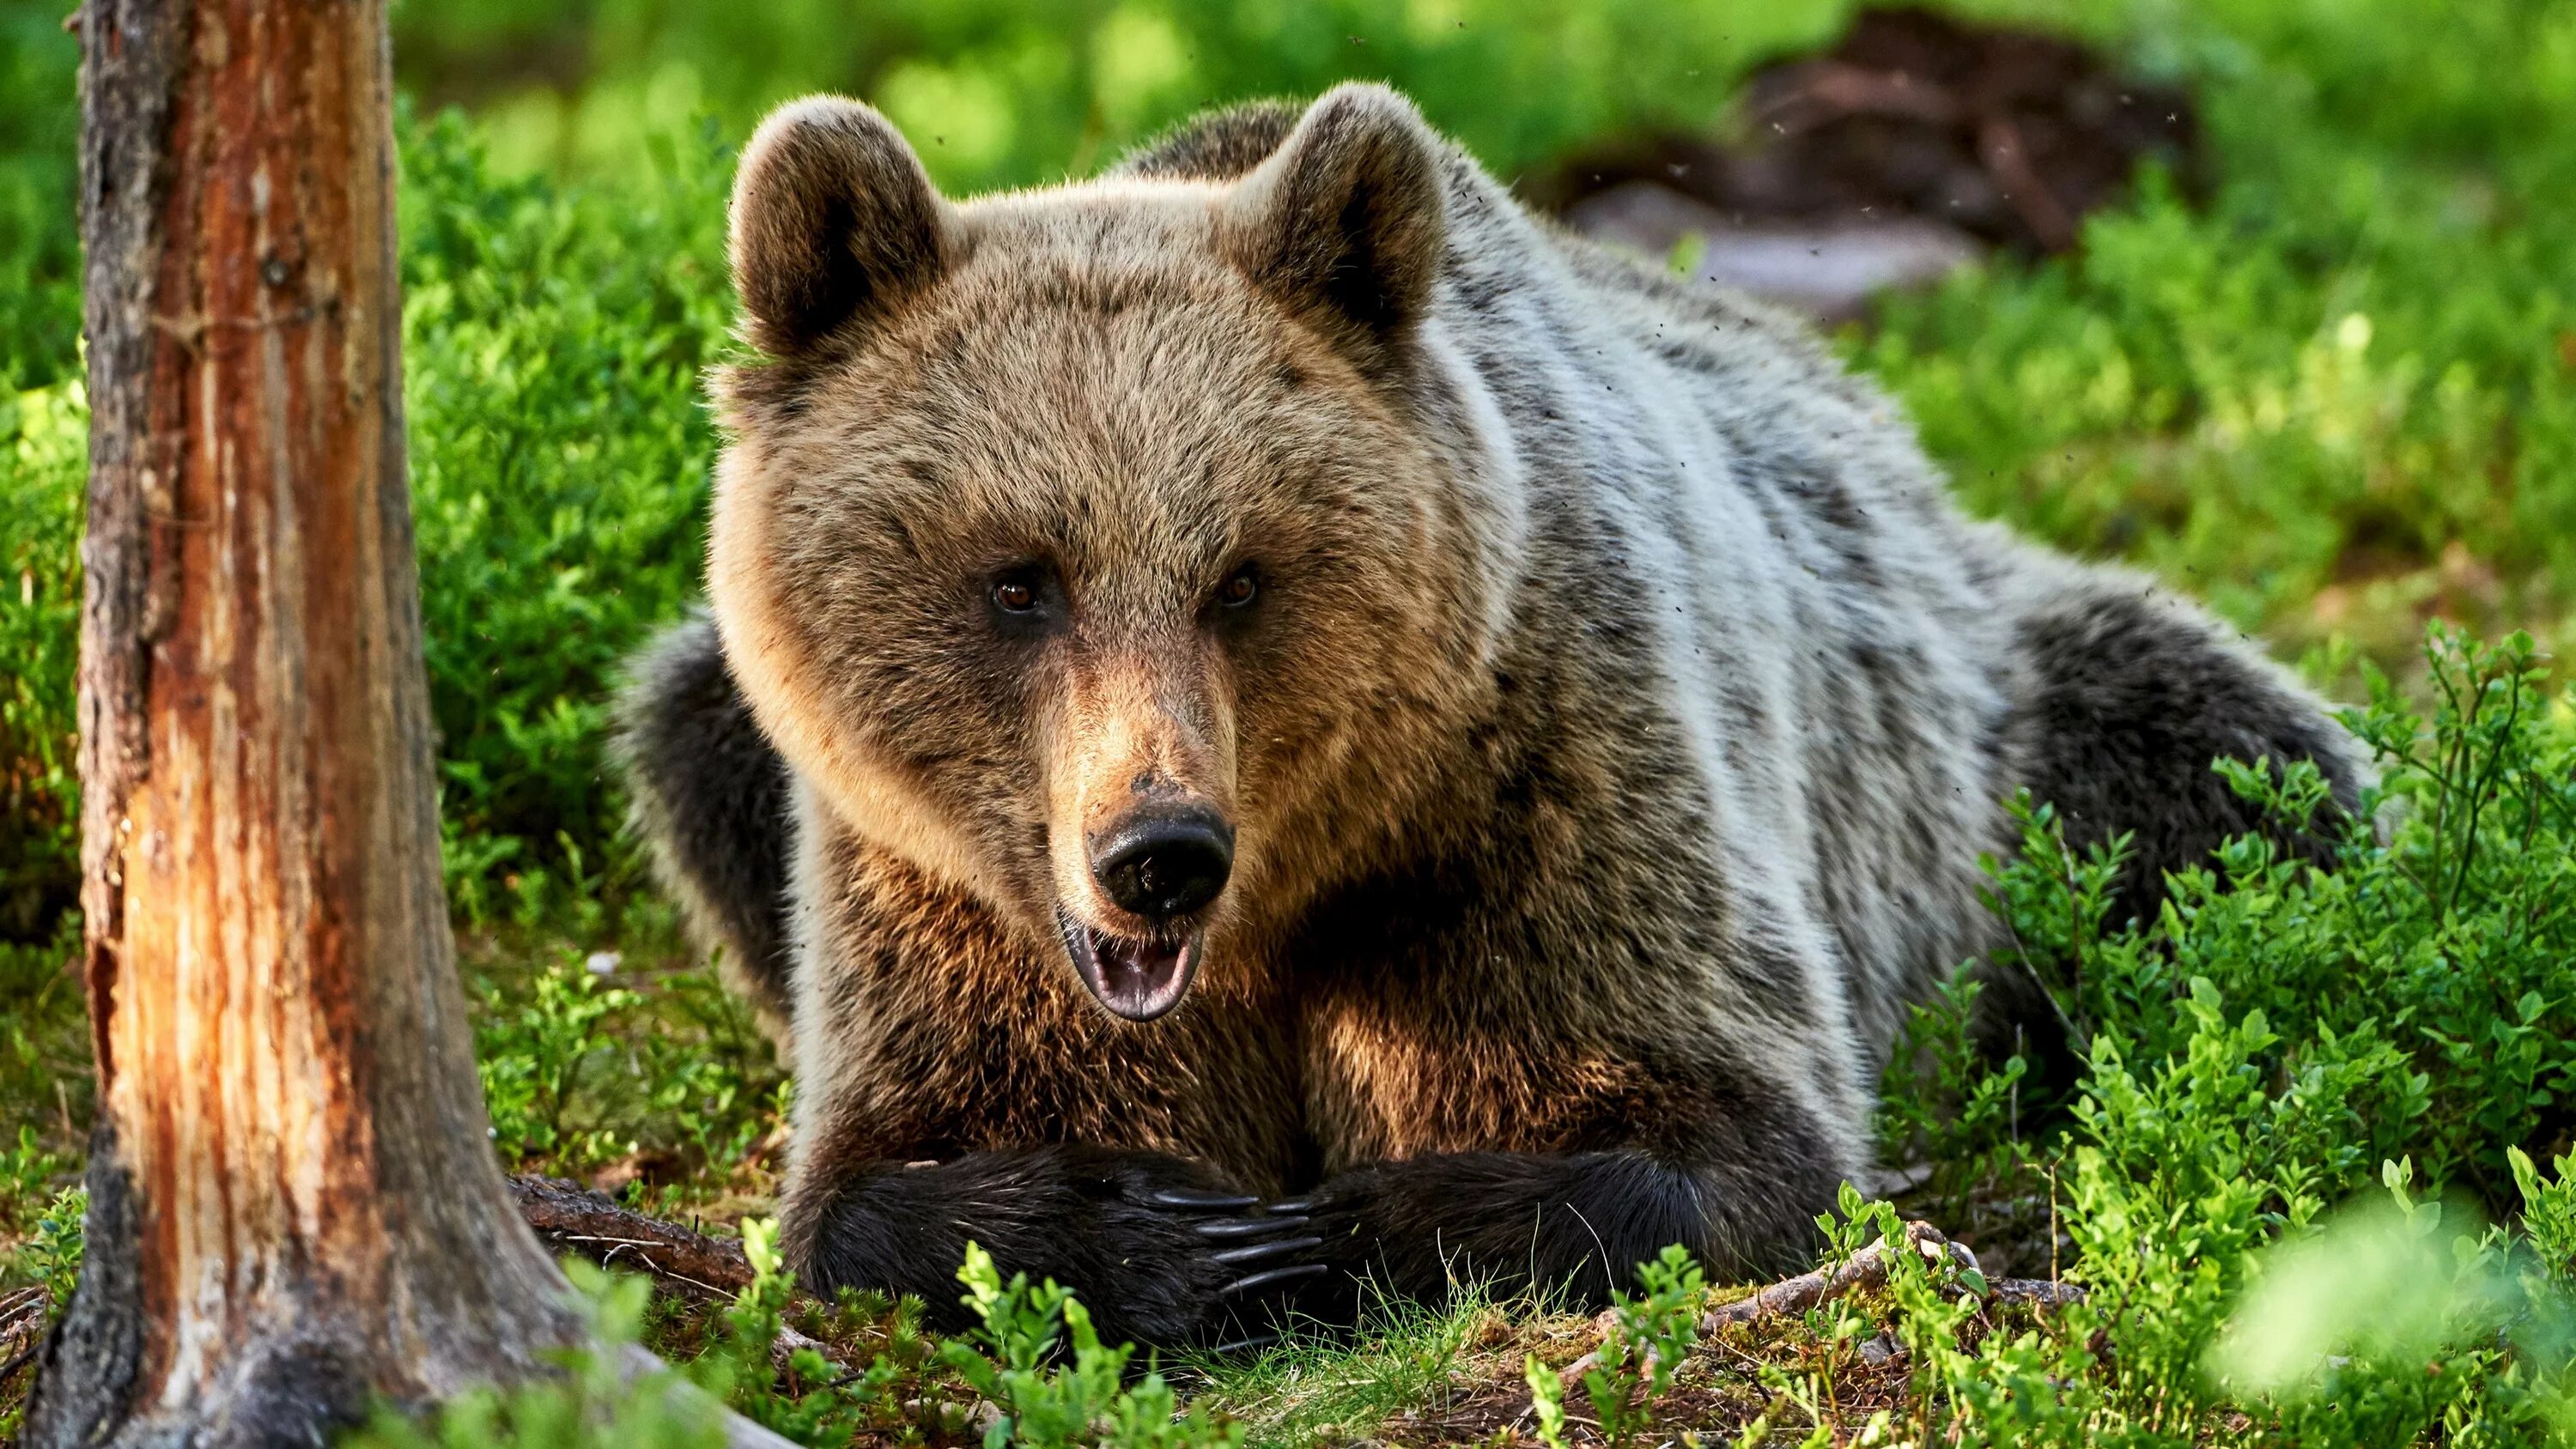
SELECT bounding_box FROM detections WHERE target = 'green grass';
[1202,1286,1583,1447]
[7,0,2576,1443]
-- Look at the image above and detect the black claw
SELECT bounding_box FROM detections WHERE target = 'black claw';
[1263,1196,1320,1215]
[1195,1214,1311,1241]
[1210,1234,1324,1267]
[1211,1332,1281,1355]
[1221,1262,1330,1298]
[1150,1188,1261,1210]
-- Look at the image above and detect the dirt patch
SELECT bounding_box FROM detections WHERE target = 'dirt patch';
[1530,6,2204,317]
[1375,1287,2073,1446]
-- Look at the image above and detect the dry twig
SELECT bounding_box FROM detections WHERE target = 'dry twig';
[1703,1221,2088,1331]
[1703,1221,1976,1331]
[0,1285,52,1388]
[507,1173,755,1299]
[506,1176,857,1378]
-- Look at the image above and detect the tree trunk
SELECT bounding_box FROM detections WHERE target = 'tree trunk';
[30,4,786,1444]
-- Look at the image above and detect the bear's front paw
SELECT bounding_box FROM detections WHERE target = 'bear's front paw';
[1150,1184,1328,1351]
[793,1145,1325,1351]
[1055,1151,1326,1350]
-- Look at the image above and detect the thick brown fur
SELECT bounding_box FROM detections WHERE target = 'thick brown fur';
[618,87,2362,1348]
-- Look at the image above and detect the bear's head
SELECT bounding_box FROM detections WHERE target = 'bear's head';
[708,85,1519,1022]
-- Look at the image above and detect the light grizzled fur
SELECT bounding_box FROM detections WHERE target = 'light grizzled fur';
[620,87,2360,1346]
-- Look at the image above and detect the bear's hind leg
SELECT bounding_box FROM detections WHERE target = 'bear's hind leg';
[1999,577,2365,935]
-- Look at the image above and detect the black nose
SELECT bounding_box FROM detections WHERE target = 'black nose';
[1091,809,1233,921]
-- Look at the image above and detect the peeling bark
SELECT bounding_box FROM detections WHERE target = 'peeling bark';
[31,4,787,1444]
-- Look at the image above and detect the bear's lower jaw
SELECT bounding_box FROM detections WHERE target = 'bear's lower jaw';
[1057,906,1201,1022]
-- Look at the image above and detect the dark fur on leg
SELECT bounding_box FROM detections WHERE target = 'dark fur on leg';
[788,1145,1291,1349]
[616,614,797,1036]
[2005,585,2364,931]
[1278,1136,1842,1330]
[1984,583,2366,1084]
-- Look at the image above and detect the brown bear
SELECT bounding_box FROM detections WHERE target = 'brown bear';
[620,84,2360,1349]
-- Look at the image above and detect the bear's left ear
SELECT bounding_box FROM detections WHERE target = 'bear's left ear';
[729,96,959,357]
[1221,84,1449,368]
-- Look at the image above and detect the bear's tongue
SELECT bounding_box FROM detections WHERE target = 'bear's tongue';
[1058,911,1199,1022]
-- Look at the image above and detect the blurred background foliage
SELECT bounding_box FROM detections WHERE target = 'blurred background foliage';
[3,0,2575,943]
[393,0,1848,191]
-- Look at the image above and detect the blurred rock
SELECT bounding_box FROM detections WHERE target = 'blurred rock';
[1565,182,1984,322]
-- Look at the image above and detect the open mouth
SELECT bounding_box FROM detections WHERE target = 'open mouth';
[1056,907,1201,1022]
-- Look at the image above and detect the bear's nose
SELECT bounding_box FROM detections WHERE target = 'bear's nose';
[1090,808,1233,921]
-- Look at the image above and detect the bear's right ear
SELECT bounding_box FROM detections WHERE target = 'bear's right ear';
[729,97,957,357]
[1220,84,1448,373]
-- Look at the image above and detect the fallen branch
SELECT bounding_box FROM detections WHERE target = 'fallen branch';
[1704,1222,2086,1331]
[1984,1277,2088,1309]
[1703,1221,1973,1331]
[507,1173,755,1300]
[0,1285,53,1391]
[506,1176,856,1377]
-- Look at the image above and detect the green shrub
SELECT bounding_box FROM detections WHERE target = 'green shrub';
[687,1218,915,1446]
[1861,0,2576,677]
[1862,626,2576,1444]
[1524,1243,1704,1449]
[471,948,781,1185]
[2032,628,2573,1202]
[2521,1145,2576,1282]
[0,0,77,393]
[399,113,735,927]
[0,114,736,941]
[0,1163,81,1315]
[0,1179,86,1441]
[939,1241,1243,1449]
[346,1222,911,1449]
[345,1225,1249,1449]
[475,955,652,1173]
[0,382,82,943]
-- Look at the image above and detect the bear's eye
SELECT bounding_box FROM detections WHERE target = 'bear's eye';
[990,570,1043,615]
[1216,566,1260,609]
[986,565,1062,640]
